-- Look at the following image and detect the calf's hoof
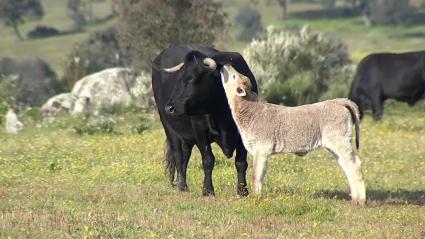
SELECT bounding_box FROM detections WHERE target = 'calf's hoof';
[351,198,366,207]
[237,184,249,197]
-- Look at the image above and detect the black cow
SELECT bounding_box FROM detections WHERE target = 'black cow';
[152,44,258,196]
[348,51,425,120]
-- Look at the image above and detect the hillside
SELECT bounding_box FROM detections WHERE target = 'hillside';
[0,0,424,75]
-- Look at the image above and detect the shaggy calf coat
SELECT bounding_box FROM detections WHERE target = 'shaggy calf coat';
[220,65,366,205]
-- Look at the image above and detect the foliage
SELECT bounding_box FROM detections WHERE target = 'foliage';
[363,0,411,26]
[234,6,263,41]
[115,0,228,70]
[62,27,130,88]
[0,0,44,40]
[243,25,352,105]
[72,116,117,135]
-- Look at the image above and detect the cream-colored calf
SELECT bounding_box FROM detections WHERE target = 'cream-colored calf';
[220,65,366,205]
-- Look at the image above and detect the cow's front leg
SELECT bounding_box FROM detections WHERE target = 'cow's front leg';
[170,138,193,192]
[197,143,215,196]
[235,146,249,196]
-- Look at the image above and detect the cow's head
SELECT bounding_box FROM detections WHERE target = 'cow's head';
[163,51,223,116]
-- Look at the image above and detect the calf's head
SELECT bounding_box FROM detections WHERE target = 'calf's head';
[163,51,222,116]
[220,64,252,102]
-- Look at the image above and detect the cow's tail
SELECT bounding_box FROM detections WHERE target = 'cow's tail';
[164,139,176,185]
[335,98,360,150]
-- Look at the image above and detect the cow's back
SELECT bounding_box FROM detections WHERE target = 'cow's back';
[350,51,425,101]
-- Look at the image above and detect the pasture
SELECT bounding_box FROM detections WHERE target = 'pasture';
[0,102,424,238]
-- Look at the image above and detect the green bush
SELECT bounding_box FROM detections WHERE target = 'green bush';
[243,25,353,106]
[73,117,117,135]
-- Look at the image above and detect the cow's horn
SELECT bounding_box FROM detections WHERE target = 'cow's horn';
[163,62,185,72]
[203,57,217,70]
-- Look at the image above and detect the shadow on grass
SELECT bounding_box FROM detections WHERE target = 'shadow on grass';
[289,7,360,20]
[314,189,425,206]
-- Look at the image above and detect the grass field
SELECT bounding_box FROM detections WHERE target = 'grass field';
[0,103,424,238]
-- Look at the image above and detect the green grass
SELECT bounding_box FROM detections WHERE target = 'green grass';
[0,104,424,238]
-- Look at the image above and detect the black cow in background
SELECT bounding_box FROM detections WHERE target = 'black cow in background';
[349,50,425,120]
[152,44,258,196]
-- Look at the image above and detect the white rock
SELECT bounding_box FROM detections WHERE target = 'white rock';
[5,109,23,134]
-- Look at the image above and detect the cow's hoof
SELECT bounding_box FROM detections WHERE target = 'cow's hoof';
[237,185,249,197]
[202,190,215,197]
[177,183,189,192]
[351,198,366,207]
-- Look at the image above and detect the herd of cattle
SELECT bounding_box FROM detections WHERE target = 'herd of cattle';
[152,44,425,204]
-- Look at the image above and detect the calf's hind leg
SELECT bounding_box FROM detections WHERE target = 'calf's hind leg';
[326,143,366,205]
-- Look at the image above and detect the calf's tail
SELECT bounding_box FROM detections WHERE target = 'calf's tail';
[164,139,176,185]
[335,99,360,150]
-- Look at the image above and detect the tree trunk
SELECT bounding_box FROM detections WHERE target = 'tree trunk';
[12,22,24,41]
[351,0,357,9]
[278,0,288,19]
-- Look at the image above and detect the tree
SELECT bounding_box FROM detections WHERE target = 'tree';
[361,0,411,26]
[115,0,227,70]
[67,0,96,31]
[63,27,130,88]
[234,6,263,41]
[0,0,44,41]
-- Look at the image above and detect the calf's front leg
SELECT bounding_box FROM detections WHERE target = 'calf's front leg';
[253,152,268,197]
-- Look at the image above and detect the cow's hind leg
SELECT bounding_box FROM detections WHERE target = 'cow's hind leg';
[371,95,384,120]
[235,145,249,196]
[197,143,216,196]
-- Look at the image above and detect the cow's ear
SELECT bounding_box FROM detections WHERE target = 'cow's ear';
[236,86,246,97]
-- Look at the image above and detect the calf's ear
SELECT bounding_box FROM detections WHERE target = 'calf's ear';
[236,86,246,97]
